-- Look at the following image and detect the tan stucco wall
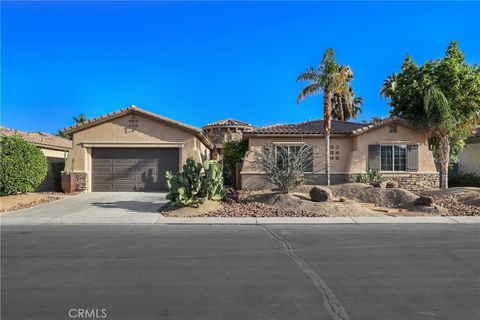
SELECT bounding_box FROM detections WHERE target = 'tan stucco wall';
[242,136,352,174]
[65,113,210,191]
[458,141,480,175]
[40,148,67,159]
[348,124,437,173]
[240,124,437,189]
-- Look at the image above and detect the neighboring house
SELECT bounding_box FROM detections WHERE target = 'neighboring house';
[0,126,72,191]
[61,105,213,192]
[456,127,480,176]
[202,119,254,159]
[241,117,439,193]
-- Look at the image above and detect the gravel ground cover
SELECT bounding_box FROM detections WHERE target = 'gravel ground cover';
[0,193,63,213]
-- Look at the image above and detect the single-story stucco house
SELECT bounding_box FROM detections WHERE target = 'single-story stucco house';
[0,126,72,191]
[61,105,213,192]
[240,117,440,193]
[60,105,440,193]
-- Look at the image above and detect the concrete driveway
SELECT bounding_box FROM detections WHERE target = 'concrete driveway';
[0,192,166,225]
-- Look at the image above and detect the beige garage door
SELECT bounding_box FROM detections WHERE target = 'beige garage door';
[92,148,179,192]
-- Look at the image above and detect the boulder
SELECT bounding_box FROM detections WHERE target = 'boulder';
[309,187,332,202]
[414,196,434,207]
[372,181,382,188]
[385,181,397,189]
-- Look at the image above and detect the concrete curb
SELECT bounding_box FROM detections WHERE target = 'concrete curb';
[155,216,480,225]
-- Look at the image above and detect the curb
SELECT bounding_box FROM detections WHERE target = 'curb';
[155,216,480,225]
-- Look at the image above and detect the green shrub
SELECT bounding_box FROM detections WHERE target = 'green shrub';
[51,162,65,192]
[356,169,383,185]
[165,157,225,207]
[0,135,48,195]
[222,140,248,187]
[449,173,480,187]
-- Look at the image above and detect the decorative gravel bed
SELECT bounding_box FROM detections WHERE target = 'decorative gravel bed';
[0,193,62,213]
[200,202,326,218]
[430,195,480,216]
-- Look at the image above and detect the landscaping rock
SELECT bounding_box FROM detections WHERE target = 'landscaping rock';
[309,187,332,202]
[386,181,397,188]
[372,182,382,188]
[414,196,434,207]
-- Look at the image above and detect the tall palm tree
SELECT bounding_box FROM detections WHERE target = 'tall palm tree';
[297,48,338,185]
[331,85,363,121]
[331,65,353,121]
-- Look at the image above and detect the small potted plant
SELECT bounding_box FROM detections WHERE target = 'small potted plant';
[61,158,77,194]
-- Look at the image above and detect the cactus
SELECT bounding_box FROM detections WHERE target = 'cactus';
[202,160,226,201]
[165,157,226,207]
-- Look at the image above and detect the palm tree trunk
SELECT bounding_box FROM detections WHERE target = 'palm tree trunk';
[324,90,331,186]
[337,95,344,121]
[439,135,450,189]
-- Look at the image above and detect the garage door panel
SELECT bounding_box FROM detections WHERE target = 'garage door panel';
[92,148,179,192]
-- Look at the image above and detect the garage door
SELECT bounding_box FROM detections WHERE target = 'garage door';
[92,148,179,192]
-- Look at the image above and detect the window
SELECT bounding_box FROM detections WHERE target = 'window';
[275,145,313,172]
[380,145,406,171]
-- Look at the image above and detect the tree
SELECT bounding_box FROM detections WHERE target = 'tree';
[0,135,48,195]
[297,48,338,185]
[222,140,248,188]
[381,41,480,188]
[332,86,363,121]
[73,114,87,124]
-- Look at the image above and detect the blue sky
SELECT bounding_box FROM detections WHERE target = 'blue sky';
[2,1,479,134]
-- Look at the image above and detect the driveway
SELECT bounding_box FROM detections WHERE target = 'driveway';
[1,224,479,320]
[0,192,166,224]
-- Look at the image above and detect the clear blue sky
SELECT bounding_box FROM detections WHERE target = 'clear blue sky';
[2,1,479,134]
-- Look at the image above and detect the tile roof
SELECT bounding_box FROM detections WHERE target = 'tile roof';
[203,118,254,129]
[0,126,72,150]
[61,105,214,149]
[248,119,366,135]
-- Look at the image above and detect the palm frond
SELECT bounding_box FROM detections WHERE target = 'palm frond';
[296,83,322,104]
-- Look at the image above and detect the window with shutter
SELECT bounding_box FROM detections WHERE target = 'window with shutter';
[407,144,419,171]
[368,145,381,170]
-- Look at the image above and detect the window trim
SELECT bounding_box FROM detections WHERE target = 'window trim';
[380,144,407,172]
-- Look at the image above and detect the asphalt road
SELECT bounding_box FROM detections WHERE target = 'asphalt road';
[1,224,479,320]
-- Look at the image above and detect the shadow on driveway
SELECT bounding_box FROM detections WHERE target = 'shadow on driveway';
[91,201,162,213]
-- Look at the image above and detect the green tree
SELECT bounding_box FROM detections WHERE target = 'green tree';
[73,114,87,123]
[381,41,480,188]
[222,140,248,188]
[0,135,48,195]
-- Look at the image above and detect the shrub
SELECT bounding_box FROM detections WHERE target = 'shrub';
[51,162,65,192]
[356,169,383,185]
[448,173,480,187]
[252,144,317,193]
[0,135,48,195]
[222,140,248,187]
[165,157,225,207]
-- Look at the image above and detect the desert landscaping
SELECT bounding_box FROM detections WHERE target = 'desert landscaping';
[160,183,480,218]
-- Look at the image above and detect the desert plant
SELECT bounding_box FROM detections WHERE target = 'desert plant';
[0,135,48,195]
[356,169,383,185]
[253,144,317,193]
[223,140,248,187]
[202,160,226,200]
[165,157,226,206]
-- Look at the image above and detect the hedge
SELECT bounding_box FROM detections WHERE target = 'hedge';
[0,135,48,196]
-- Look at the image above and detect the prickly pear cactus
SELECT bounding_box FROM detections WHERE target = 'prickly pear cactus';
[202,160,226,201]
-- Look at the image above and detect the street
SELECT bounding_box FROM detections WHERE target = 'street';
[1,224,479,320]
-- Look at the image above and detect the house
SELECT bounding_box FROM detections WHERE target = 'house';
[202,119,254,159]
[0,126,72,191]
[61,105,213,192]
[455,127,480,176]
[240,117,439,193]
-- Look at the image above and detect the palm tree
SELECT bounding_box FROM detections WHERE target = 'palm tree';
[73,114,87,124]
[297,48,338,185]
[422,86,454,189]
[332,86,363,121]
[380,74,397,97]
